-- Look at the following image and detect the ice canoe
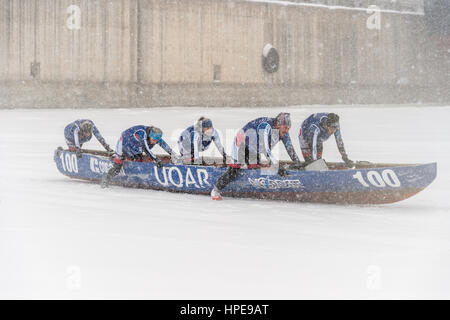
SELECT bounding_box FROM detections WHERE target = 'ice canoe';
[54,148,436,205]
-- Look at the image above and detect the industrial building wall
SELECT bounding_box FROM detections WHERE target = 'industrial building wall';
[0,0,448,108]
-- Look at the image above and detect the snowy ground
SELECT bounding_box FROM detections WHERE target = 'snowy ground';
[0,105,449,299]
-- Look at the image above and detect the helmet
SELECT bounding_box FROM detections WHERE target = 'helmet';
[196,117,213,129]
[201,118,213,129]
[324,113,340,128]
[147,126,163,141]
[275,112,291,127]
[80,121,93,134]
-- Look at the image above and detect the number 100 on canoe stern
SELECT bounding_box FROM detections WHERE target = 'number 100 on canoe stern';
[277,163,437,205]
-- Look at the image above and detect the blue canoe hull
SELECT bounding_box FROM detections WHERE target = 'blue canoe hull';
[54,148,437,205]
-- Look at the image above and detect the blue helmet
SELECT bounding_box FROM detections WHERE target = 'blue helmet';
[275,112,291,127]
[201,118,213,129]
[197,117,213,129]
[324,113,340,128]
[147,126,163,142]
[80,120,93,134]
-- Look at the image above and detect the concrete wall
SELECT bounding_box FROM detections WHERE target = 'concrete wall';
[0,0,448,108]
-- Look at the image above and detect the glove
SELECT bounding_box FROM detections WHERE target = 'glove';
[171,155,183,165]
[104,145,115,156]
[130,154,143,162]
[278,167,289,177]
[222,152,229,164]
[303,156,313,165]
[75,148,82,159]
[342,154,354,168]
[156,158,163,169]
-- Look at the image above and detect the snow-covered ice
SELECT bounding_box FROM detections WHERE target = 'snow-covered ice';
[0,105,449,299]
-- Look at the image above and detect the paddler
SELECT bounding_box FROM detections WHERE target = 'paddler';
[298,113,354,168]
[101,125,180,188]
[64,119,113,158]
[210,112,301,200]
[177,116,227,164]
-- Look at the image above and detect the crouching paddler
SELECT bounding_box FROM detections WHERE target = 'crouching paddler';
[101,125,179,188]
[64,119,113,158]
[298,112,354,168]
[210,112,301,200]
[177,117,227,164]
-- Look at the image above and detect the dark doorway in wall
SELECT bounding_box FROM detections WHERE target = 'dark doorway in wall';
[213,65,221,82]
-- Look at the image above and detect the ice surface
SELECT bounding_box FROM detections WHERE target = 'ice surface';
[0,105,449,299]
